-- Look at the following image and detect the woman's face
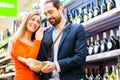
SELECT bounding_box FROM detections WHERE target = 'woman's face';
[26,15,40,33]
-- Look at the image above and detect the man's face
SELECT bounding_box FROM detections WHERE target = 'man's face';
[44,2,61,26]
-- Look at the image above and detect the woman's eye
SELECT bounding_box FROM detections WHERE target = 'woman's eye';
[37,20,40,24]
[31,18,34,21]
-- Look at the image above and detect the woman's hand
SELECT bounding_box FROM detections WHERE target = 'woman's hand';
[35,27,46,40]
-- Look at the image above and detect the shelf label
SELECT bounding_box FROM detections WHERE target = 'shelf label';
[0,0,18,17]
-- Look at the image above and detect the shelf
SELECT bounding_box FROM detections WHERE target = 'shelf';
[82,7,120,37]
[0,35,13,48]
[0,57,11,63]
[86,49,120,63]
[0,72,15,79]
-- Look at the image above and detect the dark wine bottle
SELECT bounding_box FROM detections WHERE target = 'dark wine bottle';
[89,2,94,19]
[73,9,78,23]
[83,5,89,22]
[109,65,117,80]
[103,66,110,80]
[100,32,108,52]
[85,68,89,80]
[78,8,84,23]
[94,34,101,54]
[87,40,90,55]
[107,30,117,51]
[116,56,120,80]
[88,37,94,55]
[116,26,120,49]
[88,68,94,80]
[66,9,71,22]
[94,0,100,17]
[68,9,73,22]
[101,0,107,14]
[94,67,102,80]
[70,10,75,23]
[106,0,114,11]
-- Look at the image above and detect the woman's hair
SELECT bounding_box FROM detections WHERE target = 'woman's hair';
[12,11,40,43]
[44,0,62,10]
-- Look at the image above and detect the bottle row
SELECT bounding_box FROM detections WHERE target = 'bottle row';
[66,0,116,24]
[87,27,120,55]
[85,56,120,80]
[0,59,15,75]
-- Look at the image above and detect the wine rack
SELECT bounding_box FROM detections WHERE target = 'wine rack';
[86,49,120,63]
[82,7,120,37]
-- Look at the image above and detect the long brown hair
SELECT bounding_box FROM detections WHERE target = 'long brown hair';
[12,11,40,43]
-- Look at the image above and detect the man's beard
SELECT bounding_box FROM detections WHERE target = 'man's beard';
[49,15,61,26]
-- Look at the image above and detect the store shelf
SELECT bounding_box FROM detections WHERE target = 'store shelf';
[0,57,11,63]
[0,65,7,68]
[82,7,120,36]
[86,49,120,63]
[0,72,15,79]
[0,35,13,49]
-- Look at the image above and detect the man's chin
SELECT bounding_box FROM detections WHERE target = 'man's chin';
[50,22,55,26]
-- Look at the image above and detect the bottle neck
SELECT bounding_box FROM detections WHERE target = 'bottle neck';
[110,30,114,37]
[117,55,120,62]
[96,0,99,8]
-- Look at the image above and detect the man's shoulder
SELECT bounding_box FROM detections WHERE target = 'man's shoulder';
[70,23,84,30]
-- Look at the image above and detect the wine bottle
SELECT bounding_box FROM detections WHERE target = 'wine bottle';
[87,40,90,55]
[88,2,94,19]
[66,9,71,22]
[94,67,102,80]
[70,10,75,23]
[109,65,116,80]
[101,0,107,14]
[78,8,84,23]
[117,26,120,49]
[18,56,46,68]
[94,34,101,54]
[68,9,73,22]
[73,9,78,23]
[106,0,114,11]
[103,66,110,80]
[83,5,89,22]
[88,37,94,55]
[88,68,94,80]
[94,0,100,17]
[100,32,108,52]
[116,55,120,80]
[85,68,89,80]
[107,30,117,51]
[116,30,119,49]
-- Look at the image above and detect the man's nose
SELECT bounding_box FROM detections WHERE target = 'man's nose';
[46,14,51,20]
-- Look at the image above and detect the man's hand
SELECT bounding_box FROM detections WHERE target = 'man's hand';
[41,61,56,73]
[30,65,42,72]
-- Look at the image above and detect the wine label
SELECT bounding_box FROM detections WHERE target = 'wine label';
[18,56,46,68]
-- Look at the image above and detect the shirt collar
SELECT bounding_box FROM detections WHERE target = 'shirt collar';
[54,20,66,31]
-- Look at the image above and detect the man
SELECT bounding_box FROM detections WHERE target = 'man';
[36,0,87,80]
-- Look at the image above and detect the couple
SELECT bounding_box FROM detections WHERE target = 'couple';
[9,0,87,80]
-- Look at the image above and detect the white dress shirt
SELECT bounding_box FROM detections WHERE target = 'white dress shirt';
[49,20,66,80]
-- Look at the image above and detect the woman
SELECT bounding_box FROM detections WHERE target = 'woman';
[9,11,45,80]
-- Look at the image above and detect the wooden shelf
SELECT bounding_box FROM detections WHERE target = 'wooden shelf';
[86,49,120,63]
[82,7,120,37]
[0,72,15,79]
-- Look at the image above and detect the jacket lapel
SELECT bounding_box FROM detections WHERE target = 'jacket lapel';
[45,27,53,48]
[58,22,71,51]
